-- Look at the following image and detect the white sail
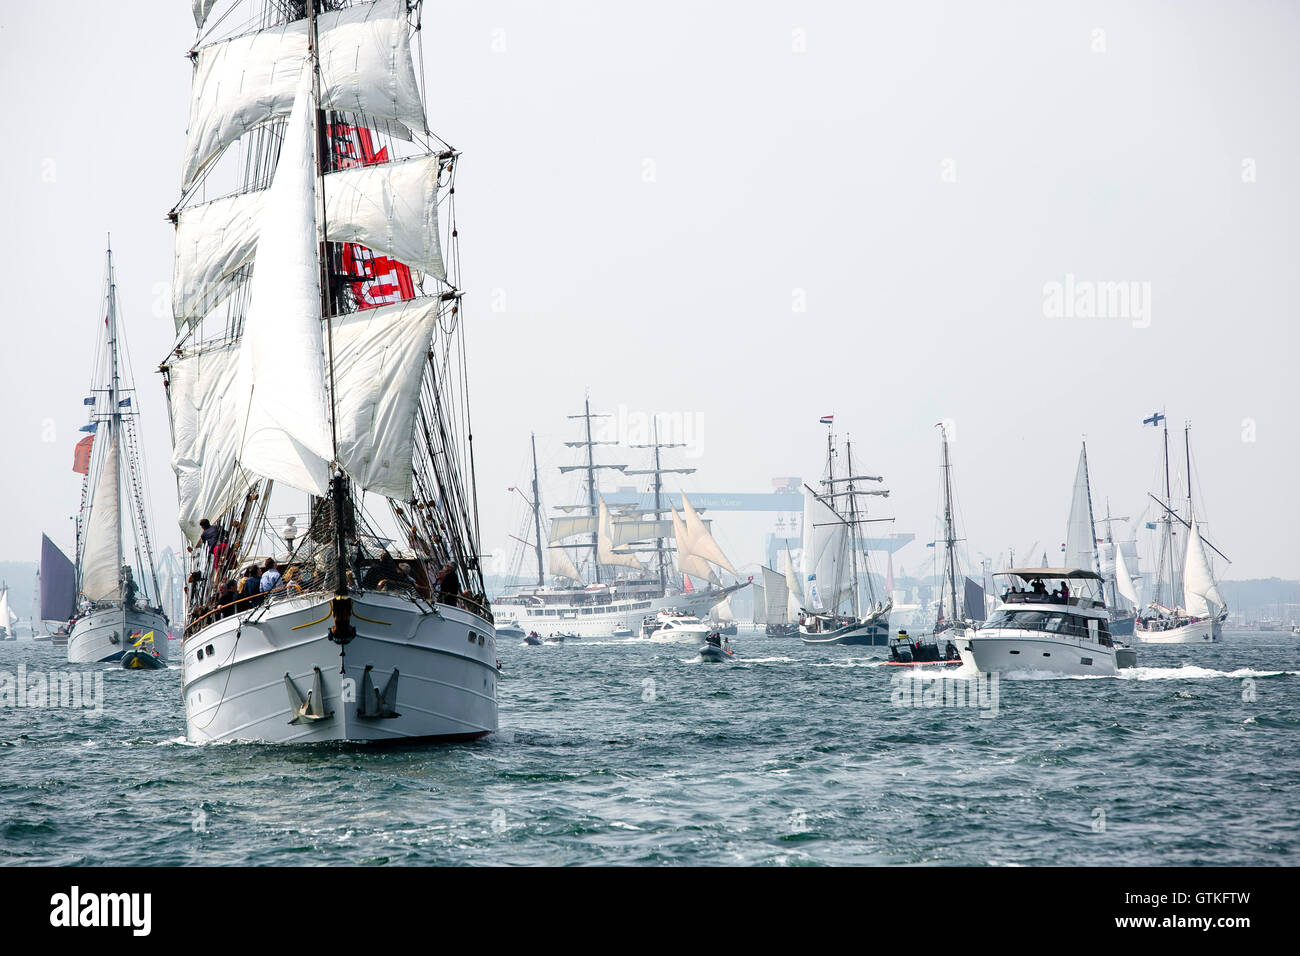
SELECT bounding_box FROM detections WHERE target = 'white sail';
[173,154,447,328]
[680,493,737,575]
[0,588,10,633]
[762,565,789,624]
[181,0,426,192]
[549,514,598,542]
[752,582,767,625]
[672,505,714,581]
[597,501,644,571]
[608,517,680,547]
[1064,445,1102,601]
[546,546,583,584]
[1183,518,1226,617]
[80,435,122,602]
[803,488,847,611]
[235,68,333,497]
[330,298,440,500]
[1114,540,1140,608]
[784,549,803,607]
[167,342,250,544]
[193,0,218,29]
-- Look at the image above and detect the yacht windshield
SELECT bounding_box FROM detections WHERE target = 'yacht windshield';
[984,609,1106,641]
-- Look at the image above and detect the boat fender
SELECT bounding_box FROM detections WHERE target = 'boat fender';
[110,632,120,645]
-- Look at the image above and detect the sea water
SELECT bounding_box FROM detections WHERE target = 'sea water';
[0,630,1296,865]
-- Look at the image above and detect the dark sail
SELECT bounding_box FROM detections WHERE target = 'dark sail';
[40,534,76,622]
[963,576,986,623]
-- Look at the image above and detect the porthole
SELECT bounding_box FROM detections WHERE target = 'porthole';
[206,645,215,656]
[196,648,204,660]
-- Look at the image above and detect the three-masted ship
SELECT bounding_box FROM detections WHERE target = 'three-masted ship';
[68,244,169,665]
[1135,414,1228,644]
[163,0,495,742]
[494,399,747,638]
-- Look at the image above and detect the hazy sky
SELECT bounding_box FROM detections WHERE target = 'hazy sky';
[1,0,1296,583]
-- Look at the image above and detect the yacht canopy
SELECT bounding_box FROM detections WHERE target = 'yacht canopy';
[994,568,1103,581]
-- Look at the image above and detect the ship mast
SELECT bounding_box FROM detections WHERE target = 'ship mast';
[530,433,545,586]
[307,0,351,597]
[105,241,125,602]
[939,423,959,624]
[845,440,861,619]
[625,417,694,591]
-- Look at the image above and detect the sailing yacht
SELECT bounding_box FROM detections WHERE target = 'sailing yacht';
[164,0,495,743]
[494,405,747,638]
[1135,416,1228,644]
[798,424,892,645]
[39,534,77,640]
[929,423,978,660]
[0,585,13,641]
[67,245,169,665]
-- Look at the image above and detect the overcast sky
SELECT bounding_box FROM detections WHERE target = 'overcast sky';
[1,0,1296,583]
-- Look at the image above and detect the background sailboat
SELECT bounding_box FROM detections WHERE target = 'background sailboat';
[1136,416,1228,643]
[67,244,168,664]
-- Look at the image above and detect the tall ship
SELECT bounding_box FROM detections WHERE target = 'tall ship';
[797,420,892,645]
[163,0,494,742]
[928,423,980,661]
[495,401,747,638]
[1135,414,1228,644]
[67,244,169,665]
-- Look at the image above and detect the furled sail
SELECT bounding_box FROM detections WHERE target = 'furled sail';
[680,493,737,575]
[1114,541,1139,609]
[181,0,427,192]
[235,69,333,497]
[597,501,644,571]
[167,341,249,544]
[330,298,440,500]
[1183,517,1226,617]
[762,565,789,625]
[80,435,122,602]
[40,534,77,622]
[547,545,583,584]
[172,154,447,327]
[1064,445,1102,601]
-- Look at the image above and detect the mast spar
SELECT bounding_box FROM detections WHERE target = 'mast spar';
[530,433,544,586]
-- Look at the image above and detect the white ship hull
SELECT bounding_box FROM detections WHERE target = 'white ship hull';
[503,589,727,640]
[969,629,1117,676]
[1136,617,1218,644]
[181,591,497,744]
[645,622,712,643]
[68,606,169,664]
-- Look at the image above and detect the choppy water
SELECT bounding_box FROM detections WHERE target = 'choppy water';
[1,630,1297,865]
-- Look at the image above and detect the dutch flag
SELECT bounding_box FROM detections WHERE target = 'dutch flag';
[819,415,834,424]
